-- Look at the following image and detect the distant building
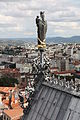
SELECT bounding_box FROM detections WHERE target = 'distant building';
[3,107,23,120]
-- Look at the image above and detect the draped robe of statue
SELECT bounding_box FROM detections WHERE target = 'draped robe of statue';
[36,12,47,49]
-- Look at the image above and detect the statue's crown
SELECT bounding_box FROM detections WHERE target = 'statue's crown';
[40,11,44,15]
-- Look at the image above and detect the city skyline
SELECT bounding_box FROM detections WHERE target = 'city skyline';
[0,0,80,38]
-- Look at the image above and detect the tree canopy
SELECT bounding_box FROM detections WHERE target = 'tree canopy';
[0,76,18,87]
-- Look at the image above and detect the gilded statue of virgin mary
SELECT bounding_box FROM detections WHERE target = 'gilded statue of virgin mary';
[36,11,47,49]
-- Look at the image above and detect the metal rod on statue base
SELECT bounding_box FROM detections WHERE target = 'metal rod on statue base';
[40,50,44,67]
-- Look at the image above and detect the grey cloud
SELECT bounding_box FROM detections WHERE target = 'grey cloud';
[48,18,80,22]
[0,23,17,28]
[0,0,26,2]
[0,0,80,37]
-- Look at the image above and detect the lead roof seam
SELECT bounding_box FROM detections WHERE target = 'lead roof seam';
[43,89,58,119]
[25,86,45,120]
[62,95,72,111]
[47,91,62,120]
[77,114,80,120]
[67,98,79,120]
[64,109,72,120]
[30,86,46,120]
[55,95,72,120]
[34,87,49,119]
[51,93,66,120]
[38,88,53,119]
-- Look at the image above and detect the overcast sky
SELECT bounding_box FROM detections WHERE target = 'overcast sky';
[0,0,80,38]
